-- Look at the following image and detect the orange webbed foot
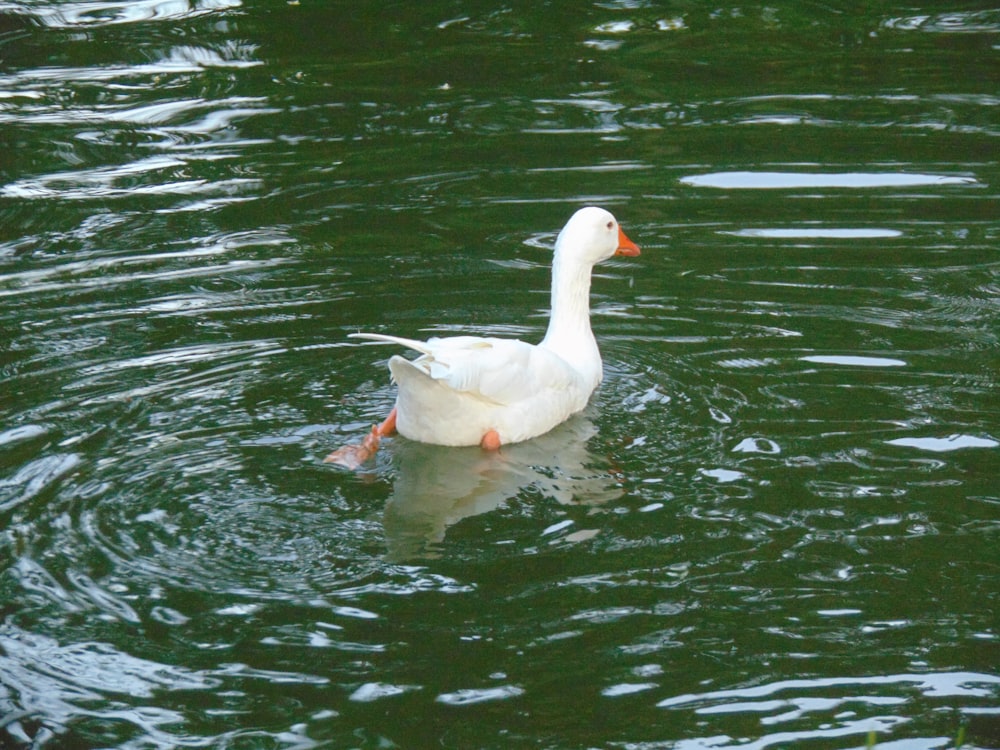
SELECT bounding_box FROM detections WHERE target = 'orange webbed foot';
[323,425,381,469]
[324,407,398,470]
[480,429,501,451]
[377,407,398,438]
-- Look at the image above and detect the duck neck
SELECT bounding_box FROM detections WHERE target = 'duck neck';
[541,251,601,379]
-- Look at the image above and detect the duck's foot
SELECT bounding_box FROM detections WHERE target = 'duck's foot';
[480,429,501,451]
[324,408,398,469]
[323,425,381,469]
[377,407,398,438]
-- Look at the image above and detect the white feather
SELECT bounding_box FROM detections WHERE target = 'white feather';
[349,207,639,447]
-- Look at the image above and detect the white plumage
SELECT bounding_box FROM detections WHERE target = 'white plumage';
[342,206,640,452]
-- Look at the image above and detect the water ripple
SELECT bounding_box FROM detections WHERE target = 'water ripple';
[0,454,81,514]
[0,2,996,748]
[8,0,242,28]
[681,171,977,189]
[3,144,263,200]
[883,10,1000,34]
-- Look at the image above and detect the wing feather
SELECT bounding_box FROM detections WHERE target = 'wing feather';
[354,332,579,406]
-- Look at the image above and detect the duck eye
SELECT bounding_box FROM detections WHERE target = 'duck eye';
[606,221,614,230]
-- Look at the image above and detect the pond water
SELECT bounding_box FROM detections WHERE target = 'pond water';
[1,1,998,748]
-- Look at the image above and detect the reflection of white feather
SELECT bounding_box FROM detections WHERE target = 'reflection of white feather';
[351,207,640,447]
[382,414,623,561]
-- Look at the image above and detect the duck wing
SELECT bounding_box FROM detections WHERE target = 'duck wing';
[350,332,579,406]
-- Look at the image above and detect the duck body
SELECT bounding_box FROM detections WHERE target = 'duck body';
[348,206,640,450]
[352,333,598,446]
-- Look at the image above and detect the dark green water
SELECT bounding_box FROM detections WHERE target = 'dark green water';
[1,2,998,748]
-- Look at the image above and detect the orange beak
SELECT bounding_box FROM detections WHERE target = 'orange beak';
[615,225,641,257]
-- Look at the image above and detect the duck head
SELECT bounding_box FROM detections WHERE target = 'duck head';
[555,206,641,266]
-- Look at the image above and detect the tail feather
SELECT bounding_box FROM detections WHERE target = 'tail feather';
[349,332,434,356]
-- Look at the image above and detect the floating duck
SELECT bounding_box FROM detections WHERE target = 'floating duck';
[325,206,640,468]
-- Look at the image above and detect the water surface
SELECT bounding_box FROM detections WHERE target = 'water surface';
[1,1,998,748]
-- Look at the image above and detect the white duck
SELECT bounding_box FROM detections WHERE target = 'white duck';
[325,206,640,468]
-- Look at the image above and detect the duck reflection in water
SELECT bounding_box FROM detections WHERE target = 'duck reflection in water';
[376,413,623,561]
